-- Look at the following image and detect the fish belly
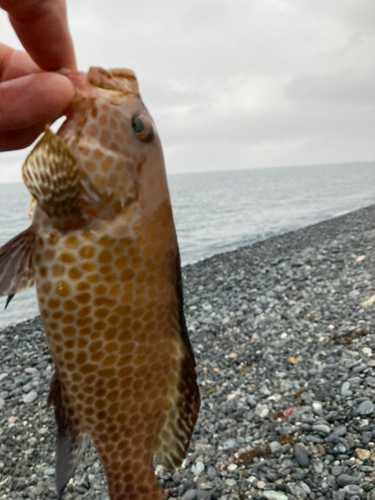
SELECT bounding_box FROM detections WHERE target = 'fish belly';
[35,205,178,499]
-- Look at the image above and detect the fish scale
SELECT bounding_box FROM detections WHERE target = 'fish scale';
[0,67,200,499]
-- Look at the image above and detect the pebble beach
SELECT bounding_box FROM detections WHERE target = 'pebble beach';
[1,204,375,500]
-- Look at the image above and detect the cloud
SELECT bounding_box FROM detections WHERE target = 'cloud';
[0,0,374,182]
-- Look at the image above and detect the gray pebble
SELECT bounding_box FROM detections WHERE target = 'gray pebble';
[43,468,55,476]
[222,439,237,449]
[356,400,374,415]
[352,364,367,373]
[173,472,182,485]
[280,443,291,453]
[300,482,311,494]
[197,489,212,500]
[22,390,38,403]
[327,474,337,488]
[312,459,324,474]
[182,490,197,500]
[206,467,217,480]
[333,492,346,500]
[294,443,310,467]
[334,425,347,437]
[362,431,372,445]
[331,465,343,476]
[337,475,360,487]
[291,469,307,481]
[343,484,363,495]
[0,397,4,410]
[22,382,33,393]
[279,425,294,435]
[269,441,282,453]
[341,381,352,396]
[312,424,331,434]
[287,483,307,499]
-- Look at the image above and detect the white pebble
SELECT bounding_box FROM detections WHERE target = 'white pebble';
[191,461,204,476]
[262,492,288,500]
[227,463,238,471]
[312,401,322,412]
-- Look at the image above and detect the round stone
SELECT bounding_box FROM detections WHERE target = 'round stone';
[182,490,197,500]
[294,443,310,467]
[343,484,362,495]
[22,391,38,403]
[356,400,374,415]
[336,474,360,487]
[331,465,343,476]
[355,448,371,461]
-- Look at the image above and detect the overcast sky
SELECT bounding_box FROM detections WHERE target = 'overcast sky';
[0,0,374,183]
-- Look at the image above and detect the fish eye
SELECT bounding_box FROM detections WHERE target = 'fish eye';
[133,117,144,134]
[132,116,154,142]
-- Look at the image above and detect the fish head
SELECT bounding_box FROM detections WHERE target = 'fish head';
[60,67,168,217]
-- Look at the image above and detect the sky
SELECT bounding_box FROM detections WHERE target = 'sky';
[0,0,374,183]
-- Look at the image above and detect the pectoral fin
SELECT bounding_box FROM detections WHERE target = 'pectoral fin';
[22,126,81,218]
[47,371,85,499]
[0,227,35,307]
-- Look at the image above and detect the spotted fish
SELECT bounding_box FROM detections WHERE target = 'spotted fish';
[0,67,200,500]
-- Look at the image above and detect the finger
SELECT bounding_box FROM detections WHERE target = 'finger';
[0,122,46,151]
[0,0,77,71]
[0,43,40,82]
[0,72,75,132]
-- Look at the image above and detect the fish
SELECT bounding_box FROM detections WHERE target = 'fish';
[0,67,200,500]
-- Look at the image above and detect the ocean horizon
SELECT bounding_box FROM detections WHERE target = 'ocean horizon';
[0,160,375,327]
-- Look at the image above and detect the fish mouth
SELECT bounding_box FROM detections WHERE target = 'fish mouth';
[59,67,140,98]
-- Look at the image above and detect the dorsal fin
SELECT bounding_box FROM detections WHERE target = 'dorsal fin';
[22,126,81,218]
[154,251,200,468]
[0,227,35,305]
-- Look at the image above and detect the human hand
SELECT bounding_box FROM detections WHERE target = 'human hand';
[0,0,77,151]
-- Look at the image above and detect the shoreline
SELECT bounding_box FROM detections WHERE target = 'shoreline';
[1,204,375,499]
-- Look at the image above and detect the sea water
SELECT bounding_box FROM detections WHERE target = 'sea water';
[0,161,375,327]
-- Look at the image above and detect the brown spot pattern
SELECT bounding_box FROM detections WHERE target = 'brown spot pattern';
[35,203,198,499]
